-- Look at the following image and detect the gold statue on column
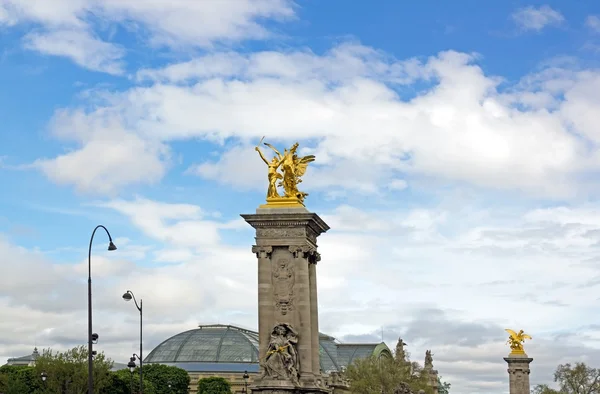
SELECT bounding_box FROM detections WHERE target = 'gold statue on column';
[505,329,532,355]
[255,137,315,208]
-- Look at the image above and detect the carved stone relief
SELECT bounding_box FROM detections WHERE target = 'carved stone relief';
[272,258,295,315]
[256,227,306,238]
[261,323,300,385]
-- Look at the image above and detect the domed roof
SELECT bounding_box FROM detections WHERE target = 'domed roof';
[145,324,259,363]
[145,324,391,373]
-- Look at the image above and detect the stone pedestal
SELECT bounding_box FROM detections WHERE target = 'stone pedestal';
[504,354,533,394]
[423,367,438,394]
[242,207,331,394]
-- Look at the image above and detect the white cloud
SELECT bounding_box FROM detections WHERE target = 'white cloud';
[42,44,600,199]
[511,5,564,32]
[23,29,125,75]
[0,0,295,72]
[33,112,169,195]
[586,15,600,33]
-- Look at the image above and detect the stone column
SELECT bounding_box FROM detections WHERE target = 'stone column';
[504,355,533,394]
[252,245,273,372]
[242,207,330,394]
[290,245,314,379]
[309,253,321,375]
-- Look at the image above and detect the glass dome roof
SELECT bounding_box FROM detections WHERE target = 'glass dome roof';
[145,324,259,363]
[144,324,391,373]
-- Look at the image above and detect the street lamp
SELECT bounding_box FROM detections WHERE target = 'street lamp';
[40,371,47,382]
[88,225,117,394]
[243,370,249,394]
[123,290,143,393]
[128,356,136,394]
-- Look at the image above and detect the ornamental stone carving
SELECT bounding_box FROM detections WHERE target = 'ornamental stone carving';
[272,258,295,315]
[257,227,306,238]
[252,246,273,258]
[262,323,300,385]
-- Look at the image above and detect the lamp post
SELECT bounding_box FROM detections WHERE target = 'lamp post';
[243,370,249,394]
[128,356,136,394]
[88,225,117,394]
[123,290,143,393]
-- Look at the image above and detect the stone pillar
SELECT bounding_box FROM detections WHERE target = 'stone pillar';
[242,207,330,394]
[504,355,533,394]
[309,255,321,375]
[252,245,273,374]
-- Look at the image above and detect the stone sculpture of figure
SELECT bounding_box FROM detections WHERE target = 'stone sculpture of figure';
[262,323,300,385]
[264,141,315,203]
[424,350,433,368]
[272,258,295,315]
[505,329,532,354]
[395,337,408,362]
[255,144,283,199]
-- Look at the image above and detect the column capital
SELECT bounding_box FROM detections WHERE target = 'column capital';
[252,245,273,258]
[289,245,315,258]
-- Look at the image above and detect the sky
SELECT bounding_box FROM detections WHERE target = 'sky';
[1,0,600,393]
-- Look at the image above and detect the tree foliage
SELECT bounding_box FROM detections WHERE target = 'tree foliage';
[198,376,232,394]
[143,363,190,393]
[0,346,189,394]
[33,345,114,393]
[533,362,600,394]
[0,365,42,393]
[437,376,451,394]
[344,356,434,394]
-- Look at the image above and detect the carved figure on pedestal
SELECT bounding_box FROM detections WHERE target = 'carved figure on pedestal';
[395,338,408,362]
[272,258,295,315]
[262,323,300,385]
[424,350,433,368]
[256,140,284,199]
[257,140,315,204]
[505,329,532,355]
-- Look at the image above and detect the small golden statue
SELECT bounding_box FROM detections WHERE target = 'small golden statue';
[255,138,315,207]
[505,329,532,355]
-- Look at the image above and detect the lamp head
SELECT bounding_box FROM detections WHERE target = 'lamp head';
[122,292,132,301]
[128,357,136,372]
[91,332,99,343]
[243,371,249,380]
[108,241,117,251]
[41,372,47,381]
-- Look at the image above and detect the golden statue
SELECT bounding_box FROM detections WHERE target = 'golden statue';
[505,329,532,355]
[255,138,315,208]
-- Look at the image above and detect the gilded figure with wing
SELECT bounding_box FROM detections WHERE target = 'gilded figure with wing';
[505,329,532,354]
[255,138,315,205]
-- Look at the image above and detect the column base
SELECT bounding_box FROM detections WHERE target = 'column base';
[251,379,331,394]
[259,197,305,209]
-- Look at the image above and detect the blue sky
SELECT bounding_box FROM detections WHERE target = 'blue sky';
[2,1,600,393]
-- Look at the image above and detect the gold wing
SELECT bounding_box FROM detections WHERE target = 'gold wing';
[522,334,532,340]
[294,155,315,178]
[505,329,518,338]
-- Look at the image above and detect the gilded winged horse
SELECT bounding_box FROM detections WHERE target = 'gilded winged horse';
[263,142,315,203]
[505,329,532,354]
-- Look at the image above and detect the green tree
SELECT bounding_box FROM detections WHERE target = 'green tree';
[532,362,600,394]
[531,384,561,394]
[106,368,156,394]
[345,356,433,394]
[197,376,232,394]
[437,376,451,394]
[33,345,114,393]
[0,365,42,393]
[142,363,190,393]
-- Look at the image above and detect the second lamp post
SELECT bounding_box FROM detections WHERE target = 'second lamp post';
[123,290,143,393]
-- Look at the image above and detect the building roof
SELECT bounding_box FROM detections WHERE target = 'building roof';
[6,348,39,365]
[144,324,392,373]
[145,324,260,364]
